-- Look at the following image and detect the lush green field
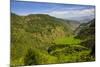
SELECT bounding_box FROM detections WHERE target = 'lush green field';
[54,36,81,45]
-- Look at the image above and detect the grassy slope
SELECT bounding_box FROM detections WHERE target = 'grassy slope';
[11,13,73,66]
[11,13,95,66]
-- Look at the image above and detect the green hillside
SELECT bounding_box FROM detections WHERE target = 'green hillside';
[11,13,95,66]
[75,19,95,57]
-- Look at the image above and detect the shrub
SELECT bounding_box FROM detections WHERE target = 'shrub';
[24,48,58,65]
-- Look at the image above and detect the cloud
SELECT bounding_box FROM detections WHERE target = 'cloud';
[45,8,95,22]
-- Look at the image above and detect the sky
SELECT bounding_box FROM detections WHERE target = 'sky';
[11,0,95,22]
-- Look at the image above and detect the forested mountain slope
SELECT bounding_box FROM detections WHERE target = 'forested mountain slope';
[75,19,95,57]
[11,13,95,66]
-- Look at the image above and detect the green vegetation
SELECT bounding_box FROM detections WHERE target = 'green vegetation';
[24,48,58,65]
[75,19,95,57]
[11,13,95,66]
[54,36,81,45]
